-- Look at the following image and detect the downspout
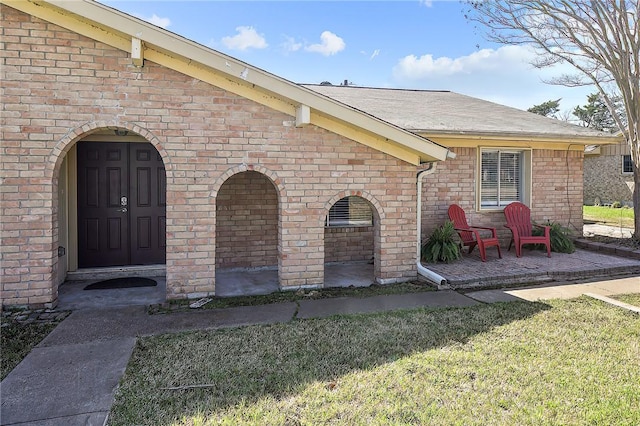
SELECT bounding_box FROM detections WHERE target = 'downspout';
[416,163,448,286]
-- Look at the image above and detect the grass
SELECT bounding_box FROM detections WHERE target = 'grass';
[1,315,64,380]
[150,280,435,313]
[583,205,635,228]
[612,293,640,307]
[109,298,640,425]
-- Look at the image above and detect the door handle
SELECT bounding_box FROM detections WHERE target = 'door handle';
[118,196,128,212]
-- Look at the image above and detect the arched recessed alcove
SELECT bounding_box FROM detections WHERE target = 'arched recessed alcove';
[214,171,280,297]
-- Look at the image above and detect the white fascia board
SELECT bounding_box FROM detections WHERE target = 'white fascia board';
[420,130,623,145]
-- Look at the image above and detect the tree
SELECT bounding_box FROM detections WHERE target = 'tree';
[573,92,622,132]
[467,0,640,238]
[528,98,562,117]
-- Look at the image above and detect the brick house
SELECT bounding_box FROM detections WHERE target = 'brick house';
[584,140,634,206]
[0,1,619,308]
[304,85,621,241]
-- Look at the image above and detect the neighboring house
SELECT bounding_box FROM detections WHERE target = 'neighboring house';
[584,140,634,206]
[0,1,620,308]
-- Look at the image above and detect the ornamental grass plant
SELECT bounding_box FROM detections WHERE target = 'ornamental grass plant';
[421,221,461,263]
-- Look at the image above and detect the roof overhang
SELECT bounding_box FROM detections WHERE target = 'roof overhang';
[3,0,453,165]
[419,131,623,150]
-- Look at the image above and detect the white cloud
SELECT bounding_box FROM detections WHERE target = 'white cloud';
[221,26,268,51]
[281,36,303,53]
[392,45,595,111]
[370,49,380,60]
[393,45,533,79]
[305,31,345,56]
[420,0,433,7]
[136,13,171,28]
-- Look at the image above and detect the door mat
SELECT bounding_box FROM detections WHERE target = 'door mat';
[84,277,157,290]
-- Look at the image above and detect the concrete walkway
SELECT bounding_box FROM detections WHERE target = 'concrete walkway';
[583,223,634,238]
[465,275,639,303]
[2,276,639,425]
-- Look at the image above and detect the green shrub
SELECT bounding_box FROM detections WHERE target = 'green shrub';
[421,221,461,263]
[611,201,622,208]
[533,221,576,253]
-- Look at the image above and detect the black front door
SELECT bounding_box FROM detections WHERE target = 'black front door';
[77,142,166,268]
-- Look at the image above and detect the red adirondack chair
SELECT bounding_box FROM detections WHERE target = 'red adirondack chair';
[503,202,551,257]
[447,204,502,262]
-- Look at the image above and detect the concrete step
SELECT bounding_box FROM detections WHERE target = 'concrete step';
[66,265,166,281]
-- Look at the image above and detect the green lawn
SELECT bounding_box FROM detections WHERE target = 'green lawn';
[109,298,640,425]
[583,205,635,228]
[1,317,62,380]
[613,293,640,307]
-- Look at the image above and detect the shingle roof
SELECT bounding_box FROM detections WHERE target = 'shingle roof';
[303,84,617,141]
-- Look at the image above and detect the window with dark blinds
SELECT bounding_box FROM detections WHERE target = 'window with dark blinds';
[326,196,373,227]
[623,155,633,174]
[481,149,523,207]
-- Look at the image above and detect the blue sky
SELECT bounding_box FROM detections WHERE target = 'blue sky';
[101,1,596,113]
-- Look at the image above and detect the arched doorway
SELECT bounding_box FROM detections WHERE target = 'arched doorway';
[324,195,377,287]
[54,128,167,308]
[215,171,279,297]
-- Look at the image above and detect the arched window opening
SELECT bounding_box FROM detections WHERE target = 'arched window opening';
[326,196,373,227]
[324,195,376,288]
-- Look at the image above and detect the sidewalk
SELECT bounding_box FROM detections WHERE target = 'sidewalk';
[465,275,639,303]
[1,276,639,425]
[583,222,634,238]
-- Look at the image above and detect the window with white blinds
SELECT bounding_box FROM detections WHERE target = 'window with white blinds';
[326,196,373,227]
[480,149,525,208]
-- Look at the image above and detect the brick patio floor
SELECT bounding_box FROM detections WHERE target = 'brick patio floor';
[423,247,640,290]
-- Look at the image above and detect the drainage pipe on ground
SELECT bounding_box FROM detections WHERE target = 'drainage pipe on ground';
[416,163,448,286]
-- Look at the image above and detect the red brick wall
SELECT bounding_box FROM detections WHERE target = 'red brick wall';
[216,171,278,269]
[324,226,374,263]
[532,149,584,235]
[421,147,584,246]
[0,6,419,306]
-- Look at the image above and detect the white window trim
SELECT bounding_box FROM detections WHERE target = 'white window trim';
[622,154,633,175]
[476,147,532,211]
